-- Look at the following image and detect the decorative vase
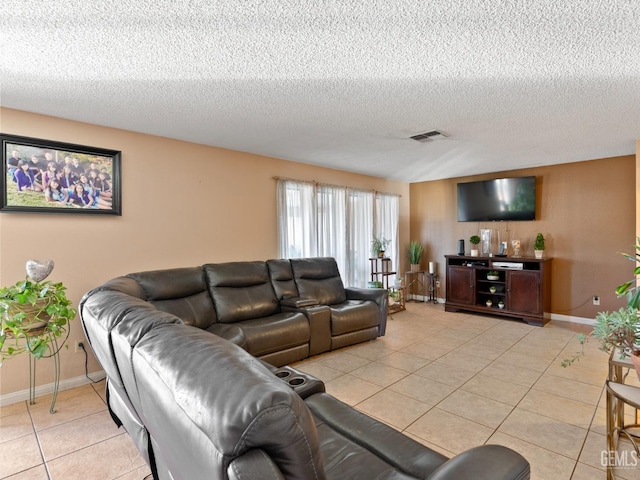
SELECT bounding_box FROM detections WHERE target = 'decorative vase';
[486,300,492,307]
[511,239,521,257]
[480,229,493,256]
[411,264,420,273]
[470,248,479,257]
[498,301,505,309]
[534,250,544,259]
[489,286,497,293]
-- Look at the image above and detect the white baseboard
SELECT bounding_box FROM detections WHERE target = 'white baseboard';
[1,370,106,407]
[550,313,596,326]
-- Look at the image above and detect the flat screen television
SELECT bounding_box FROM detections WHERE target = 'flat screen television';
[457,176,536,222]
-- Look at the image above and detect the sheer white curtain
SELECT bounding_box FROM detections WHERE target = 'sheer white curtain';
[375,193,400,281]
[317,184,347,278]
[277,179,316,258]
[347,189,374,287]
[277,179,399,288]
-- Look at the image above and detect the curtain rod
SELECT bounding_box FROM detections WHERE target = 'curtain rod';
[272,176,401,197]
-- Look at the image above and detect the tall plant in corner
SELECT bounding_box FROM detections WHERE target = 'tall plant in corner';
[409,241,423,272]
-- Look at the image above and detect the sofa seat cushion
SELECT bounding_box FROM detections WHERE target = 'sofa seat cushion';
[239,312,310,357]
[329,300,380,336]
[205,323,247,348]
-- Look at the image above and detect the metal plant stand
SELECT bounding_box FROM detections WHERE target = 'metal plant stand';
[27,330,63,414]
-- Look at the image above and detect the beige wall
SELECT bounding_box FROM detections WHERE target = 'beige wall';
[0,107,410,397]
[410,156,636,319]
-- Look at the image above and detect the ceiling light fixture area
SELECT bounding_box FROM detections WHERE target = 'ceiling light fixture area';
[410,130,448,143]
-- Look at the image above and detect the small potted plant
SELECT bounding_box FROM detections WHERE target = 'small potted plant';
[534,233,545,259]
[372,237,390,258]
[498,300,505,309]
[0,277,76,362]
[409,240,423,272]
[561,307,640,376]
[388,289,400,306]
[487,270,500,280]
[469,235,481,257]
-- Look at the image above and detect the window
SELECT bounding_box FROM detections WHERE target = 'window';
[277,179,399,287]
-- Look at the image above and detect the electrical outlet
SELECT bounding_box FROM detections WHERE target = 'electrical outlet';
[593,296,600,306]
[75,341,84,353]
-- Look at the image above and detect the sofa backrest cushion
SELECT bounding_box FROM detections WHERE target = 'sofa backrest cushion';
[132,326,326,479]
[266,259,299,300]
[290,257,347,306]
[127,267,216,329]
[204,262,280,323]
[80,279,184,394]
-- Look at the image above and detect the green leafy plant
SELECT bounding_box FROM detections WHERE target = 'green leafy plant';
[487,270,499,277]
[469,235,481,245]
[534,233,545,251]
[0,278,76,362]
[409,240,424,265]
[371,237,390,257]
[615,237,640,309]
[561,307,640,367]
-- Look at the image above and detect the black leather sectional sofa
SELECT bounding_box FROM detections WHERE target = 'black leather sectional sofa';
[80,257,530,480]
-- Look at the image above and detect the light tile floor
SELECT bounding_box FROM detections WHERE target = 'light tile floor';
[2,302,639,479]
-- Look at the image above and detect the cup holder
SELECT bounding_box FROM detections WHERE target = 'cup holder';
[288,377,306,387]
[272,367,325,398]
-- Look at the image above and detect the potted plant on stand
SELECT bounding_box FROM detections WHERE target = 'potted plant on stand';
[469,235,481,257]
[409,240,423,273]
[561,307,640,376]
[534,233,545,259]
[372,237,390,258]
[0,260,76,413]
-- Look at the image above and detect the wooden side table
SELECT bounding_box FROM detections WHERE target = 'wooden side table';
[404,271,425,302]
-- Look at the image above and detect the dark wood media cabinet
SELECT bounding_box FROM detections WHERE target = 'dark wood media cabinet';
[444,255,552,326]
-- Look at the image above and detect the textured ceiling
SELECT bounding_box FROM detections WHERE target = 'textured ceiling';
[1,1,639,182]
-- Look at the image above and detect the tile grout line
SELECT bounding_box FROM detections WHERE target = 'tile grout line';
[25,399,52,480]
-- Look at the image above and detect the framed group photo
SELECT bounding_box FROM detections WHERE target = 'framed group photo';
[1,134,121,215]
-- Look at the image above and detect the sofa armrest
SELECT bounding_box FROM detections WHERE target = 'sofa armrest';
[305,392,447,477]
[427,444,530,480]
[279,296,319,308]
[345,287,388,335]
[228,449,286,480]
[281,305,331,355]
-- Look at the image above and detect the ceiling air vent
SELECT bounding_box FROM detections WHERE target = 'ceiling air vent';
[410,130,448,143]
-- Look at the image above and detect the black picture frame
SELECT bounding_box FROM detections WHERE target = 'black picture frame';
[1,134,121,215]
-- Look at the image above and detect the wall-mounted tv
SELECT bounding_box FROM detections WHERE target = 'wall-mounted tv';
[457,176,536,222]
